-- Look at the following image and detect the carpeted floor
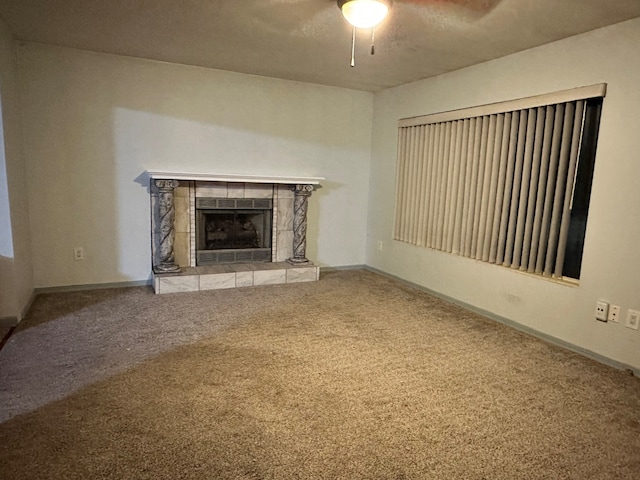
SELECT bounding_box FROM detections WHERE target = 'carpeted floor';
[1,269,639,479]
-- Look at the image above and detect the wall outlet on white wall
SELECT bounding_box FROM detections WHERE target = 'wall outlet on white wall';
[74,247,84,261]
[595,301,609,322]
[607,305,621,323]
[377,240,383,252]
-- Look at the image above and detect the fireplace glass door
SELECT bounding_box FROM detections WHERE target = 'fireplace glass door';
[196,204,272,265]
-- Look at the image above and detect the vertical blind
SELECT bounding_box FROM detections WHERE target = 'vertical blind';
[394,84,606,279]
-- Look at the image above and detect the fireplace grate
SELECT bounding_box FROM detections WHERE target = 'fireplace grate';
[197,248,272,265]
[196,198,273,210]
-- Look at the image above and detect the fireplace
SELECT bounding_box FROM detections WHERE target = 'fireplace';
[149,172,323,294]
[196,197,272,265]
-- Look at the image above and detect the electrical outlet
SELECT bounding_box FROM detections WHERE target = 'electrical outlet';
[625,309,640,330]
[607,305,621,323]
[74,247,84,261]
[377,240,383,252]
[595,301,609,322]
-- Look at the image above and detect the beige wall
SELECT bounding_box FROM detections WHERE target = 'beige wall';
[367,18,640,371]
[0,18,33,321]
[18,44,373,288]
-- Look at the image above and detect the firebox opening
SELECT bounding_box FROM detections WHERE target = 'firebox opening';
[198,210,271,250]
[195,198,273,265]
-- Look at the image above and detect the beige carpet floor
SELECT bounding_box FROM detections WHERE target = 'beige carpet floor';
[1,269,639,479]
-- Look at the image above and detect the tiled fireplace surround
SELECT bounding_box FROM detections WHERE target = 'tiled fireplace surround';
[150,173,322,294]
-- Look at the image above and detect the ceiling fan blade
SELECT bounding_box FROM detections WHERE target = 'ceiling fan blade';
[399,0,500,13]
[390,0,501,27]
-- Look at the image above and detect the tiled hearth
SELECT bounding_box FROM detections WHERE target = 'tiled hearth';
[153,262,319,294]
[149,172,323,294]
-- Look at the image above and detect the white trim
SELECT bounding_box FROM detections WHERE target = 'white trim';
[148,171,324,185]
[0,317,18,327]
[34,279,152,294]
[399,83,606,128]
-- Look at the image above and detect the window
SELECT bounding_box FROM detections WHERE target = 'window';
[394,84,604,281]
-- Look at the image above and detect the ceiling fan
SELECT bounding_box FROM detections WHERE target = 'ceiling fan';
[335,0,499,66]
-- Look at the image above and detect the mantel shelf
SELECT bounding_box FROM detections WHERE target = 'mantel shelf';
[148,171,323,185]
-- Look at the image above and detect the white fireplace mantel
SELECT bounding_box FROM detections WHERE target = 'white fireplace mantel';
[148,171,324,185]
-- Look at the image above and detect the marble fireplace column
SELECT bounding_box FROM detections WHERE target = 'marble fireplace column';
[154,179,181,273]
[287,184,315,265]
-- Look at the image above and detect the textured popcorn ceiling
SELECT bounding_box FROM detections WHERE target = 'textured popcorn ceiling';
[1,0,639,91]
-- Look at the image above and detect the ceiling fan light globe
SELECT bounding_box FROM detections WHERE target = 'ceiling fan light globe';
[339,0,390,29]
